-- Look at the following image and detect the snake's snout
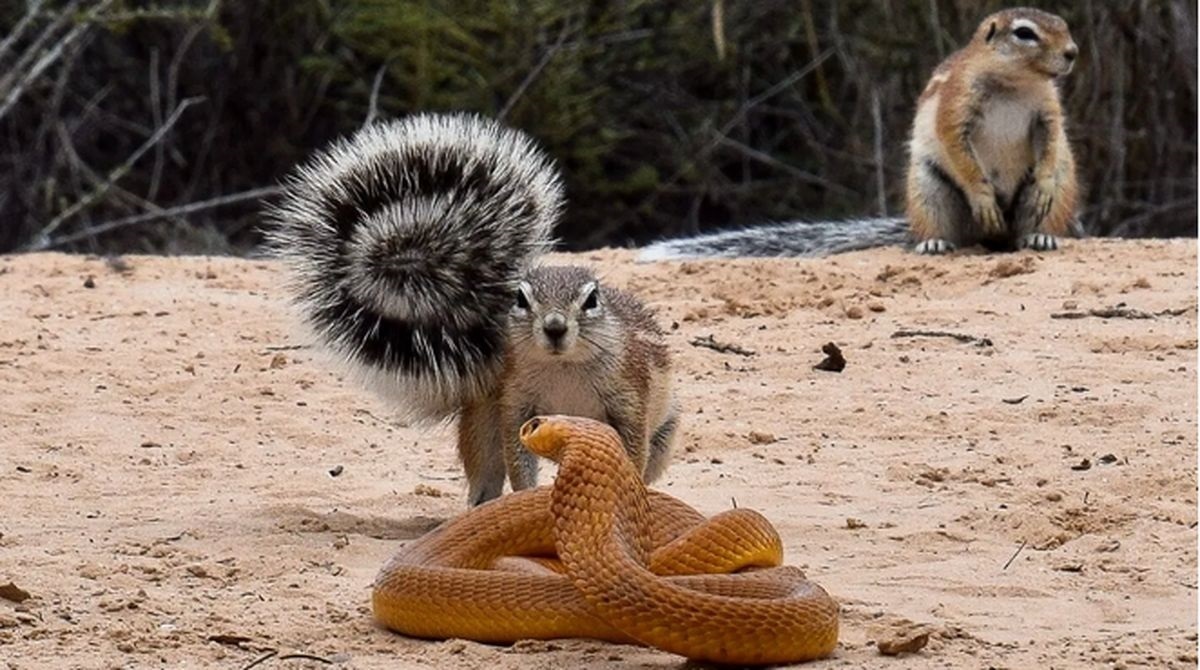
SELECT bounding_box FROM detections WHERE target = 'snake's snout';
[520,417,543,441]
[520,415,586,460]
[520,415,560,459]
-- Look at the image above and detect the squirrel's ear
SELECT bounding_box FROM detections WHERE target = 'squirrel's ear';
[985,22,997,42]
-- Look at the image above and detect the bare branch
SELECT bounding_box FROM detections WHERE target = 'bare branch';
[32,96,205,243]
[0,0,48,64]
[717,47,835,138]
[711,0,727,61]
[0,0,113,125]
[362,63,388,128]
[498,19,572,121]
[871,90,887,217]
[0,0,79,96]
[31,186,283,250]
[710,133,858,198]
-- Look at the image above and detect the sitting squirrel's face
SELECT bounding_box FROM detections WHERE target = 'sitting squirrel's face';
[978,9,1077,79]
[510,266,611,361]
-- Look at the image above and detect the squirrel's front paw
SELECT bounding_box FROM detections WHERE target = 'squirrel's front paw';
[1020,233,1059,252]
[1030,175,1055,223]
[969,183,1005,235]
[914,238,957,255]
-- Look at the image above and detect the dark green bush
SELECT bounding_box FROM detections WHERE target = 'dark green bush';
[0,0,1194,254]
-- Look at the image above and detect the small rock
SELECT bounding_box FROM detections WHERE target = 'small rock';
[83,276,96,289]
[509,639,563,653]
[1096,539,1121,553]
[412,483,446,497]
[845,518,867,530]
[78,563,105,580]
[328,465,344,477]
[269,353,288,369]
[845,306,864,320]
[747,431,777,445]
[813,342,846,373]
[0,582,31,603]
[877,630,930,656]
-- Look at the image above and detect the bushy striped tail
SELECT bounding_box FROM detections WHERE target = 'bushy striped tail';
[637,217,909,261]
[265,113,564,422]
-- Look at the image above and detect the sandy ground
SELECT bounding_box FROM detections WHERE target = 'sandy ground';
[1,239,1196,670]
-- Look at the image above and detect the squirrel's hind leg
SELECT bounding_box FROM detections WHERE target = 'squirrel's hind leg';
[643,406,679,484]
[458,398,506,506]
[500,403,540,493]
[907,160,975,255]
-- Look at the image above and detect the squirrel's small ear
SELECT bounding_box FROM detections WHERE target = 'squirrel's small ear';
[985,22,997,42]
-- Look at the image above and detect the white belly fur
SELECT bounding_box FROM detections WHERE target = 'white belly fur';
[972,95,1036,201]
[518,361,607,420]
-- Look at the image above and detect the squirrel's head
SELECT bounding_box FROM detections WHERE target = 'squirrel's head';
[509,265,619,362]
[975,8,1077,79]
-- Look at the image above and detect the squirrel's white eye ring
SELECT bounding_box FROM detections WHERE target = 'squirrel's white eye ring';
[581,287,599,311]
[1013,26,1039,41]
[514,285,531,311]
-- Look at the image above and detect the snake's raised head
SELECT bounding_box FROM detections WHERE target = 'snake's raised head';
[519,415,571,461]
[520,415,620,463]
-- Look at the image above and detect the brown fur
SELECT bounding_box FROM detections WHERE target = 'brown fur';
[907,7,1080,252]
[457,265,677,506]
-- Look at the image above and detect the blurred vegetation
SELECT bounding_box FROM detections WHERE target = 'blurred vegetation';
[0,0,1194,254]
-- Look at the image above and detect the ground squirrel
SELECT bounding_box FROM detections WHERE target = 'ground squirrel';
[908,7,1080,254]
[637,7,1081,261]
[266,113,678,506]
[462,265,676,502]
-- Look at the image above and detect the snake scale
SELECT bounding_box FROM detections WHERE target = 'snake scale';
[372,415,840,664]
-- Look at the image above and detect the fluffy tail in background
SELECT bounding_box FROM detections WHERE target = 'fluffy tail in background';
[264,114,564,422]
[637,217,910,261]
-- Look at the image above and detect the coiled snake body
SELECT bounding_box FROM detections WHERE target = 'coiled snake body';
[372,416,839,664]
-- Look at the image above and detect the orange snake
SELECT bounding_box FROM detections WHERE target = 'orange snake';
[371,416,840,664]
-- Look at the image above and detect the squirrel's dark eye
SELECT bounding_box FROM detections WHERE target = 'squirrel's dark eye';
[1013,27,1039,41]
[581,288,599,311]
[515,288,530,310]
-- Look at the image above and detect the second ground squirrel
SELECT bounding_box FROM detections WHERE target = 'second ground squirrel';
[267,113,677,506]
[907,7,1080,254]
[636,7,1082,261]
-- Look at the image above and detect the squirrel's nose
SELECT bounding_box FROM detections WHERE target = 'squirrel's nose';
[542,314,568,341]
[1063,44,1078,62]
